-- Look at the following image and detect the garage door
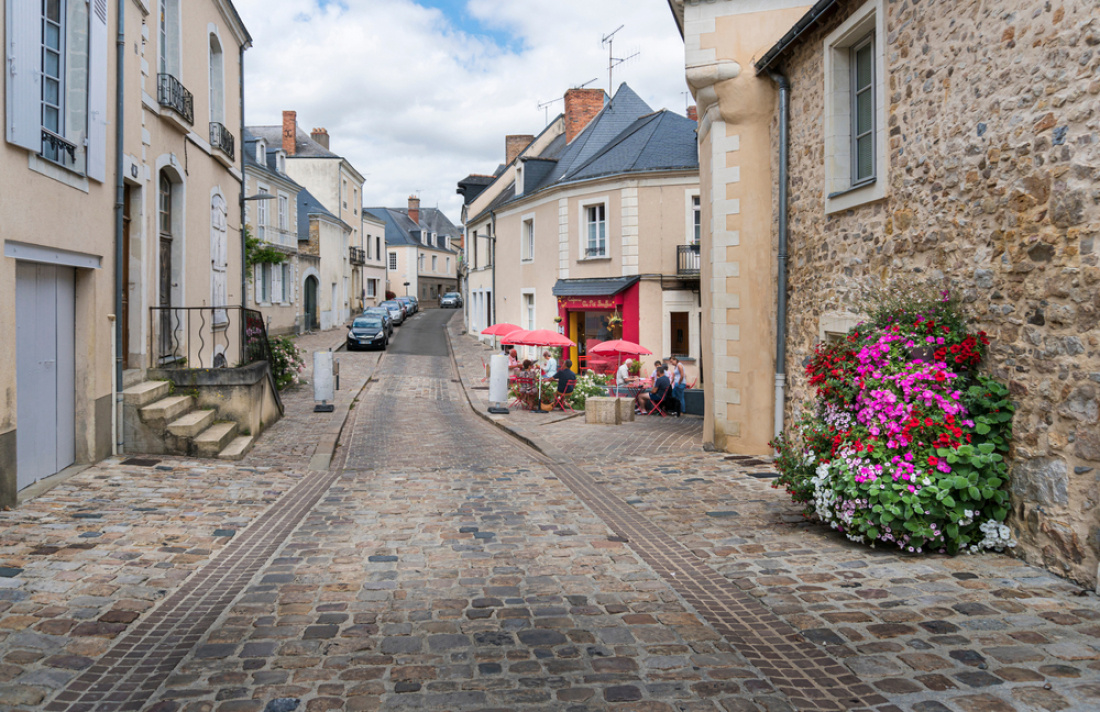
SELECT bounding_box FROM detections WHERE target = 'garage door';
[15,262,75,490]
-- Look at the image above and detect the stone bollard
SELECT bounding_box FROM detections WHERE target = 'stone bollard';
[615,397,635,423]
[585,397,621,425]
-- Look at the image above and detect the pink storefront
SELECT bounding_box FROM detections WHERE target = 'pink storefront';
[553,277,640,375]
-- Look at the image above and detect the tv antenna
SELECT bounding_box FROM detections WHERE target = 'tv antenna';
[601,25,640,98]
[537,96,562,125]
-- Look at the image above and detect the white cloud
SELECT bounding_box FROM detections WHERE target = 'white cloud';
[235,0,688,220]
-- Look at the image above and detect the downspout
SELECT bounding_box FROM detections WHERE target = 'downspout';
[113,0,126,455]
[239,43,247,308]
[490,210,497,328]
[768,70,790,438]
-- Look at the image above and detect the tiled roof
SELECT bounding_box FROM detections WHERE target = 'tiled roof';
[552,276,640,297]
[248,125,340,159]
[297,187,340,241]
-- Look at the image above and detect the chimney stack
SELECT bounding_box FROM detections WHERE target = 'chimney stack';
[282,110,297,155]
[687,105,698,122]
[311,127,330,150]
[563,88,604,143]
[407,195,420,225]
[505,135,535,166]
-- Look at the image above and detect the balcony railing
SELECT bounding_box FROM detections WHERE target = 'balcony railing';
[40,128,78,166]
[209,121,235,160]
[677,243,700,278]
[150,305,273,370]
[349,246,366,265]
[157,73,194,125]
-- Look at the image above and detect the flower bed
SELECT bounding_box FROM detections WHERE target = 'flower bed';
[773,287,1016,555]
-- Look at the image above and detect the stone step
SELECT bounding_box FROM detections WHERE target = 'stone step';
[194,422,238,458]
[123,381,172,407]
[218,435,254,461]
[140,395,193,424]
[122,369,145,390]
[167,409,216,439]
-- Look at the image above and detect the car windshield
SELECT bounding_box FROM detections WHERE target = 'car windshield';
[353,319,382,330]
[444,293,459,298]
[381,301,399,308]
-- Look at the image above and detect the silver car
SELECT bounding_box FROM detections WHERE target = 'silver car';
[380,300,405,325]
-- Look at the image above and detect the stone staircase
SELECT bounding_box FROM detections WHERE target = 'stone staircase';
[122,381,254,460]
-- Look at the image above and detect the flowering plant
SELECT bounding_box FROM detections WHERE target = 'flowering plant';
[773,285,1016,555]
[270,337,305,390]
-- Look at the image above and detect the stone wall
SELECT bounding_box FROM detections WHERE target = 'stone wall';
[774,0,1100,587]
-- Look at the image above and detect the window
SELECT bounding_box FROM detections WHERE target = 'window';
[670,311,690,357]
[255,139,266,163]
[823,0,885,213]
[446,257,450,272]
[432,255,438,271]
[256,185,268,242]
[208,33,224,123]
[366,279,376,298]
[850,34,875,186]
[692,195,701,244]
[376,237,382,261]
[282,264,291,302]
[419,253,425,271]
[6,0,108,179]
[388,252,397,270]
[473,230,478,267]
[278,194,288,231]
[522,292,535,331]
[521,218,535,261]
[158,0,180,77]
[276,152,285,173]
[259,263,271,303]
[365,235,372,260]
[342,179,347,208]
[584,204,607,258]
[159,173,173,238]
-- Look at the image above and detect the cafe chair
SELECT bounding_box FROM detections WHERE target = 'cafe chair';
[641,391,669,417]
[553,381,576,412]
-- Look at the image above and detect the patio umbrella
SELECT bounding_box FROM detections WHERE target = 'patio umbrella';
[505,329,575,347]
[590,339,653,381]
[481,322,521,336]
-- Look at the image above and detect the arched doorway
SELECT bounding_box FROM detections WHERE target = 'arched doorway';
[304,275,319,331]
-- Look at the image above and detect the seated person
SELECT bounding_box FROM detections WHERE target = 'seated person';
[637,366,671,413]
[648,359,664,381]
[555,359,577,397]
[615,358,634,386]
[507,348,521,374]
[518,359,537,407]
[541,350,558,379]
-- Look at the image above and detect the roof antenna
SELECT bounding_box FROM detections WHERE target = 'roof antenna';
[601,25,640,104]
[537,96,562,126]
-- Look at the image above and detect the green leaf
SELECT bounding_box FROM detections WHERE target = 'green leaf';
[953,476,969,490]
[975,422,991,435]
[942,495,956,508]
[968,486,981,500]
[977,443,995,454]
[867,527,880,540]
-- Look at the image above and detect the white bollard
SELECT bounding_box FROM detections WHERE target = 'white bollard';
[488,354,510,414]
[313,351,335,412]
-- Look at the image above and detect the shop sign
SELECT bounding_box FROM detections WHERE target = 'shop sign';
[560,296,616,309]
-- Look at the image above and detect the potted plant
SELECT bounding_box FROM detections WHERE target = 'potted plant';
[538,379,557,411]
[628,360,642,377]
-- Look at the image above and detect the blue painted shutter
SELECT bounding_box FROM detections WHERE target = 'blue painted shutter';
[5,0,41,151]
[86,0,109,181]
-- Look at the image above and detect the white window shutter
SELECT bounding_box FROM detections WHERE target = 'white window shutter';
[86,0,109,181]
[272,262,283,303]
[254,265,262,303]
[5,0,41,151]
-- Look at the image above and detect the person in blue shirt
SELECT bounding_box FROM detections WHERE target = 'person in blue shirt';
[541,350,558,379]
[637,366,671,413]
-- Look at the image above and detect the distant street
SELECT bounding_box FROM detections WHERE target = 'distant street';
[0,312,1096,712]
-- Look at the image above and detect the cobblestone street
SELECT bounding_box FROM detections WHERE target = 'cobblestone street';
[0,312,1097,711]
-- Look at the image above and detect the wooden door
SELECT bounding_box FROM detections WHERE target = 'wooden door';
[159,237,172,357]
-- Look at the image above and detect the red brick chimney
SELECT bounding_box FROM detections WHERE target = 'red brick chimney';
[564,88,604,143]
[687,105,698,122]
[506,134,534,165]
[407,196,420,224]
[310,127,330,150]
[282,110,297,155]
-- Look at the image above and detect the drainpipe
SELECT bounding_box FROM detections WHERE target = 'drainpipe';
[239,43,248,307]
[490,210,497,328]
[113,0,126,455]
[768,69,790,438]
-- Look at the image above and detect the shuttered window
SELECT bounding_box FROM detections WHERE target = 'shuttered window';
[5,0,107,180]
[850,33,875,186]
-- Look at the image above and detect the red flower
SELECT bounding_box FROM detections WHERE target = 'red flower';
[928,456,939,466]
[935,372,946,382]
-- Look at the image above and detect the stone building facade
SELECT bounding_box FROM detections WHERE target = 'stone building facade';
[672,0,1098,587]
[768,0,1099,587]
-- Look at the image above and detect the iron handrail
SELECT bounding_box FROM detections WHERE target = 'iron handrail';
[677,243,701,277]
[209,121,235,160]
[157,73,194,125]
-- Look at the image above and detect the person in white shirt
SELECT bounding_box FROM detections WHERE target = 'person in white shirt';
[615,359,634,387]
[541,350,558,379]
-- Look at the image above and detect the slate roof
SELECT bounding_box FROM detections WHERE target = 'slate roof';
[248,125,340,159]
[552,276,640,297]
[364,207,460,254]
[566,110,698,182]
[297,187,343,242]
[242,129,302,186]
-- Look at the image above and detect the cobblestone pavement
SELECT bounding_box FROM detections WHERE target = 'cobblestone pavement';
[1,314,1097,711]
[447,314,1100,711]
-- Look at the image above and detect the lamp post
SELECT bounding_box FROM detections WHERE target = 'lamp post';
[403,281,410,296]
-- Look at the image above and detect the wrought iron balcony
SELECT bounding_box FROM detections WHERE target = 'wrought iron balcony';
[349,246,366,265]
[40,128,78,166]
[157,73,194,125]
[209,122,235,160]
[677,243,700,278]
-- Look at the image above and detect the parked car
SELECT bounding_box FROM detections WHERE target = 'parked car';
[380,299,405,325]
[361,307,393,338]
[406,295,419,312]
[346,316,388,351]
[397,296,416,315]
[439,292,463,308]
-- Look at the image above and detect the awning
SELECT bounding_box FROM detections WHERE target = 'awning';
[551,276,639,297]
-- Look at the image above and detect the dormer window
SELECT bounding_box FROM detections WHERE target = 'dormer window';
[256,139,266,163]
[275,150,286,173]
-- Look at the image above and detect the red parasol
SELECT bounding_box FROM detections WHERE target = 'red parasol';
[505,329,575,347]
[481,322,522,336]
[589,339,652,356]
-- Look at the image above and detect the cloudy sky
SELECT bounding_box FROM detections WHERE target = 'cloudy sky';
[234,0,688,221]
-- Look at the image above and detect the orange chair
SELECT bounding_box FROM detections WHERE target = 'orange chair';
[509,375,536,410]
[553,380,576,412]
[640,390,669,417]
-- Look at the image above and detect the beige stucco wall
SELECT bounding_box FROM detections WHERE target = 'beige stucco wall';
[361,214,386,308]
[464,215,495,336]
[680,0,812,454]
[244,168,299,335]
[314,217,351,330]
[388,245,415,300]
[771,0,1100,587]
